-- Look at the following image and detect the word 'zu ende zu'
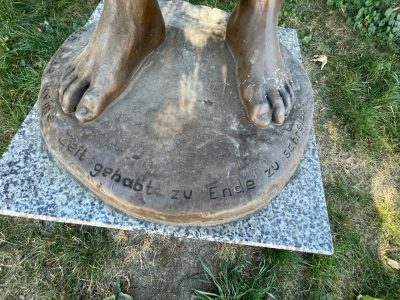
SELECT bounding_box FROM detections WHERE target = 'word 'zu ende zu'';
[90,163,257,200]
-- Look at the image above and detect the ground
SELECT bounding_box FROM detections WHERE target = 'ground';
[0,0,399,299]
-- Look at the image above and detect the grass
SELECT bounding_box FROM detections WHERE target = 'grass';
[0,0,97,153]
[0,218,120,299]
[324,50,400,153]
[194,256,273,299]
[0,0,399,299]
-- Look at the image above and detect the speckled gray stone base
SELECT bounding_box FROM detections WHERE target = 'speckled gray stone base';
[0,1,333,254]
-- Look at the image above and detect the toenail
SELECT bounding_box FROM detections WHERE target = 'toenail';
[257,113,270,125]
[276,112,285,124]
[78,106,89,116]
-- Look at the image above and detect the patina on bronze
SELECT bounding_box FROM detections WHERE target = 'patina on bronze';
[38,0,314,225]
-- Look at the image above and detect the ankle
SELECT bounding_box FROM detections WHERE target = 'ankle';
[103,0,161,18]
[234,0,281,25]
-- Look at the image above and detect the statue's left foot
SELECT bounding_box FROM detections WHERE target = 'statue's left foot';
[226,1,295,128]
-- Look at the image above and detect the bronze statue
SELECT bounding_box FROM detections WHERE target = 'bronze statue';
[59,0,294,128]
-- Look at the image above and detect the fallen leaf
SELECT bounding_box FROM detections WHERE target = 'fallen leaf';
[32,24,42,32]
[312,54,328,70]
[387,258,400,270]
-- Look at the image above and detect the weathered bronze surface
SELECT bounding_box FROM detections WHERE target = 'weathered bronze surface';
[38,0,314,225]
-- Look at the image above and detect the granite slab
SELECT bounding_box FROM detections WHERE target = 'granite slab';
[0,0,333,254]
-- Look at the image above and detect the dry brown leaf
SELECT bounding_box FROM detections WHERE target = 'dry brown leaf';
[387,258,400,270]
[312,54,328,70]
[32,24,42,33]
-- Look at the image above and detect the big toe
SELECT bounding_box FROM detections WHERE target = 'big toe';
[75,87,106,123]
[250,103,272,128]
[241,85,272,128]
[241,84,272,128]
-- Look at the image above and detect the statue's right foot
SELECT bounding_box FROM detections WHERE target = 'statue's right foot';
[59,0,166,122]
